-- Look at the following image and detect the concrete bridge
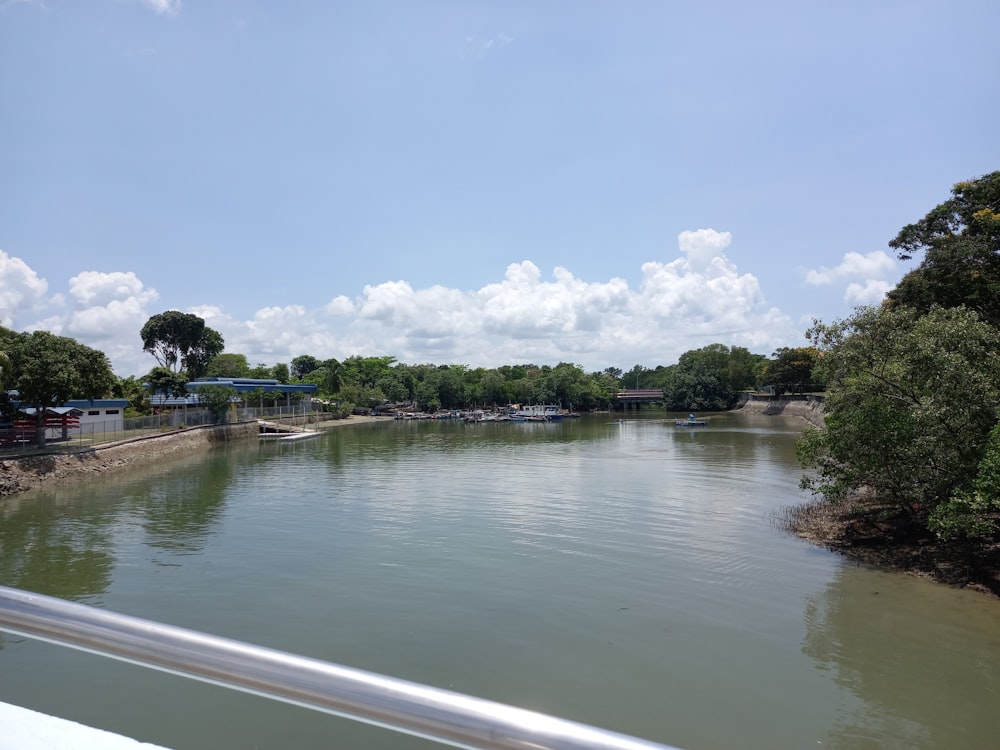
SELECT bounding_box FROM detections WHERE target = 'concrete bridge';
[613,389,664,410]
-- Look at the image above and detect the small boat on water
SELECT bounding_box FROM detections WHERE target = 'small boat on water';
[511,404,563,421]
[674,414,709,427]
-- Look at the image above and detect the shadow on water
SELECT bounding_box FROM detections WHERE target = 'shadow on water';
[803,563,1000,748]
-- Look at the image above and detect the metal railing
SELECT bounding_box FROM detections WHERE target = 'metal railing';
[0,586,681,750]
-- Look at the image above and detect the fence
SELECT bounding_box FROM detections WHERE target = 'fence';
[0,405,342,455]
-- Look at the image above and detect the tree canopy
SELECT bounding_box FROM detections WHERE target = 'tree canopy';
[8,330,116,447]
[140,311,224,378]
[800,171,1000,555]
[887,171,1000,325]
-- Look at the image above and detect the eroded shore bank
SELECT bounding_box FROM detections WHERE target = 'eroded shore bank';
[734,393,825,427]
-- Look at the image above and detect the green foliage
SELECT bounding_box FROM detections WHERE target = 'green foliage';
[147,367,189,399]
[194,384,236,423]
[113,375,152,416]
[801,306,1000,517]
[8,330,116,447]
[0,348,10,391]
[929,422,1000,541]
[887,171,1000,325]
[291,355,320,379]
[271,363,290,384]
[205,353,250,378]
[659,344,760,410]
[140,311,224,378]
[760,347,823,394]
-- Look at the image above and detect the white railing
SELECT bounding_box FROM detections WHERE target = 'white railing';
[0,586,682,750]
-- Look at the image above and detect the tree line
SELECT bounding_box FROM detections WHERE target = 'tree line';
[1,307,823,447]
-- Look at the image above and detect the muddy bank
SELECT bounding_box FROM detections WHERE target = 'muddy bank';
[735,393,825,427]
[780,498,1000,598]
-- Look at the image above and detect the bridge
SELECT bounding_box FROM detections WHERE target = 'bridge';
[614,389,664,410]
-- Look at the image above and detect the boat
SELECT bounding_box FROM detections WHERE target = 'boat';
[510,404,563,421]
[674,414,709,427]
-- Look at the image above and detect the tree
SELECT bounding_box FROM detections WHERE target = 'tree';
[661,344,750,410]
[205,353,250,378]
[271,363,290,384]
[146,367,189,400]
[183,328,224,380]
[760,347,822,394]
[194,384,236,423]
[112,375,151,416]
[291,355,320,379]
[321,358,343,395]
[0,348,10,391]
[140,311,224,377]
[799,305,1000,522]
[887,171,1000,325]
[8,331,116,448]
[929,422,1000,541]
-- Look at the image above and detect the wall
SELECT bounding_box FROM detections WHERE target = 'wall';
[0,422,258,497]
[735,393,825,427]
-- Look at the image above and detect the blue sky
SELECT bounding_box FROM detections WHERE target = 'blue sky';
[1,0,997,377]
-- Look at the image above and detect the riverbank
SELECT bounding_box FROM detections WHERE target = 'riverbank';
[781,498,1000,599]
[740,396,1000,598]
[734,393,825,427]
[0,415,390,497]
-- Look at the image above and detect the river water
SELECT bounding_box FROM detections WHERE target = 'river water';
[1,412,998,750]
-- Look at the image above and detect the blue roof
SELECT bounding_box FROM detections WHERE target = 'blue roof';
[186,378,317,394]
[65,399,129,408]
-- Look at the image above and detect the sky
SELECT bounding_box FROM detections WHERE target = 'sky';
[1,0,997,378]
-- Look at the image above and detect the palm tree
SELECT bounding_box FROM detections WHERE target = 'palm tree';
[322,358,343,396]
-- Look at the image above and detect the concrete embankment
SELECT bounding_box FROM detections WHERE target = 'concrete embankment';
[735,394,825,427]
[0,422,259,497]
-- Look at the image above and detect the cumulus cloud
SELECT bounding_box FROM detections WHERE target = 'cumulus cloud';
[804,250,895,285]
[803,250,897,307]
[0,250,49,327]
[0,230,803,376]
[845,279,892,305]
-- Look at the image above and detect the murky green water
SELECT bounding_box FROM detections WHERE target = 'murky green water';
[1,413,998,750]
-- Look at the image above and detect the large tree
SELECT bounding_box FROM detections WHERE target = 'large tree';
[291,355,320,379]
[887,171,1000,325]
[140,311,224,378]
[8,331,116,447]
[205,353,251,378]
[799,305,1000,525]
[759,347,822,395]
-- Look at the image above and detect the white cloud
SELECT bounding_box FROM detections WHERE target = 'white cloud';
[139,0,180,15]
[803,250,897,310]
[0,230,802,377]
[845,279,892,306]
[68,270,156,308]
[804,250,895,285]
[0,249,49,327]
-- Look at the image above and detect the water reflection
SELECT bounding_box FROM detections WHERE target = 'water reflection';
[0,494,114,601]
[803,564,1000,748]
[128,452,237,554]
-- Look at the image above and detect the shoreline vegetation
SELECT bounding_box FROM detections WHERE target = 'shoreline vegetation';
[3,406,997,599]
[743,398,1000,599]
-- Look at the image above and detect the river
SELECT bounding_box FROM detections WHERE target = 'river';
[1,412,998,750]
